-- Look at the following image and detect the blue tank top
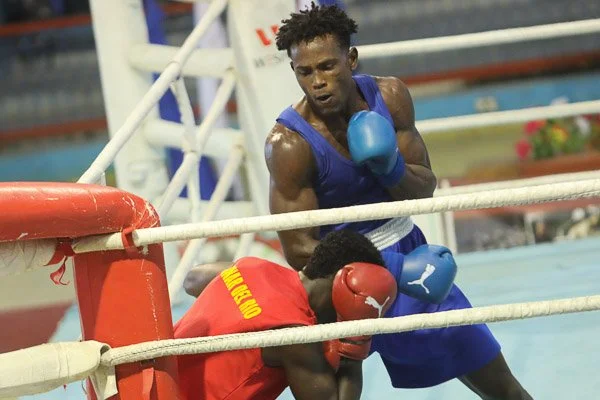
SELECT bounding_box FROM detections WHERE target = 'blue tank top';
[276,74,395,237]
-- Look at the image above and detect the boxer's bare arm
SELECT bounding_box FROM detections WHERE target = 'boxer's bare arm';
[265,124,321,269]
[378,77,437,200]
[183,262,232,297]
[265,342,360,400]
[336,358,363,400]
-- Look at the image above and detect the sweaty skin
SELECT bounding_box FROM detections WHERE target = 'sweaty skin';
[265,34,436,269]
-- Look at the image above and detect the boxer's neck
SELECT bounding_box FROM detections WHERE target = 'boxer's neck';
[299,272,336,324]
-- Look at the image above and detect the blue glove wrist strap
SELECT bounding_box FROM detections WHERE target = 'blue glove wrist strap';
[375,153,405,187]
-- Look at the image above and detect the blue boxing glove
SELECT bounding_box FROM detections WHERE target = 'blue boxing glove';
[347,110,405,187]
[381,244,457,304]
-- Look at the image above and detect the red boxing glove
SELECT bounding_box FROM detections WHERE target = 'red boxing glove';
[332,262,398,360]
[323,340,340,371]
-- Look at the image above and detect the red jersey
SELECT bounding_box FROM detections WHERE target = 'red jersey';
[174,257,316,400]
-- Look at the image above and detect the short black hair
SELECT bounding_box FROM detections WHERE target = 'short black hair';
[304,229,384,279]
[275,3,358,55]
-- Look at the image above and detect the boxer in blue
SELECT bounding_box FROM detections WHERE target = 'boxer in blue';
[265,4,532,399]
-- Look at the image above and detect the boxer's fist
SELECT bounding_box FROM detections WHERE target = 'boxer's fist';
[333,262,398,320]
[348,110,405,187]
[398,245,457,304]
[332,262,397,360]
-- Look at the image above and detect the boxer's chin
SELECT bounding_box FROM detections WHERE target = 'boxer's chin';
[314,97,342,115]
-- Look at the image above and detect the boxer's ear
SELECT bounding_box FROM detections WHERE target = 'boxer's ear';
[348,47,358,71]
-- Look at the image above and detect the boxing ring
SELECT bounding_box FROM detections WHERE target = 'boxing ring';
[1,0,599,398]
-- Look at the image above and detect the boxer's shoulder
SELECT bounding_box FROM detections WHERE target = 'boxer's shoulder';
[372,75,406,90]
[373,75,414,128]
[373,76,411,105]
[266,123,312,158]
[266,123,316,181]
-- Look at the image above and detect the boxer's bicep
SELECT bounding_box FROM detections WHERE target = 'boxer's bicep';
[383,77,431,168]
[183,262,233,297]
[380,77,437,199]
[265,126,320,269]
[397,126,431,169]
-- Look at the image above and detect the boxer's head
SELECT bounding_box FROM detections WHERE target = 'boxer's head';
[276,3,359,115]
[303,229,384,280]
[301,229,385,323]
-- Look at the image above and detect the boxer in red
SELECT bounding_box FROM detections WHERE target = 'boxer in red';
[175,229,456,399]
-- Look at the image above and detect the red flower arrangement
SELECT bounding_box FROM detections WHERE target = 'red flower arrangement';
[515,115,600,161]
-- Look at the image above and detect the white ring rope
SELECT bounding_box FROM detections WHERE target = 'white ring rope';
[357,19,600,59]
[435,170,600,196]
[3,294,597,398]
[417,100,600,134]
[101,294,600,366]
[72,178,600,254]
